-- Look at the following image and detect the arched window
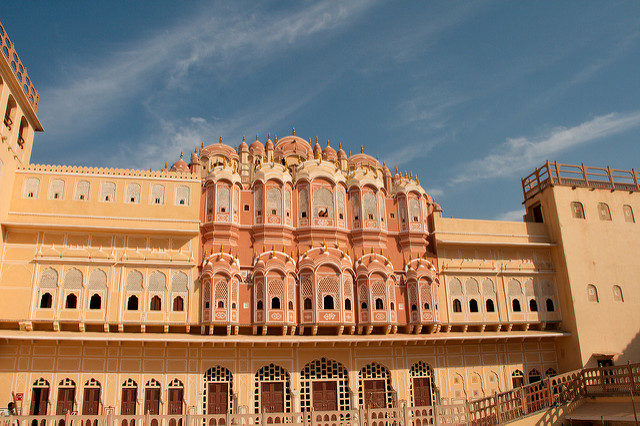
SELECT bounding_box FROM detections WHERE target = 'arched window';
[313,187,334,218]
[18,117,28,148]
[23,177,40,198]
[528,369,541,383]
[89,294,101,310]
[529,299,538,312]
[323,295,335,310]
[546,298,555,311]
[587,284,599,302]
[271,297,281,309]
[374,298,384,310]
[256,300,263,310]
[598,202,612,221]
[150,295,162,311]
[345,299,352,310]
[411,304,417,311]
[288,301,294,310]
[613,285,624,302]
[486,299,495,312]
[623,205,635,223]
[40,292,52,308]
[75,180,90,201]
[303,298,312,310]
[452,299,462,313]
[512,299,521,312]
[4,95,16,130]
[151,184,165,205]
[127,295,138,311]
[126,183,141,203]
[217,300,224,309]
[571,201,585,219]
[423,302,430,310]
[512,370,524,388]
[173,296,184,311]
[65,293,77,309]
[469,299,478,312]
[176,185,190,206]
[545,368,557,377]
[361,301,368,310]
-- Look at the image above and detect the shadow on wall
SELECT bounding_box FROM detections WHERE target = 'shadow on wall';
[532,398,587,426]
[584,330,640,368]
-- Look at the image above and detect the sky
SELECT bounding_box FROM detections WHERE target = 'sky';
[2,1,639,221]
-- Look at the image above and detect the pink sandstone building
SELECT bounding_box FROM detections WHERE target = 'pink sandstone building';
[0,19,638,424]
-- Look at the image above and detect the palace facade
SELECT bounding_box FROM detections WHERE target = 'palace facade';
[0,19,638,420]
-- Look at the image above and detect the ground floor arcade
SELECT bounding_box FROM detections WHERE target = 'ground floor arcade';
[0,333,561,416]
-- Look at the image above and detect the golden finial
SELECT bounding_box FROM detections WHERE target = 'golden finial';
[234,144,237,150]
[268,132,271,139]
[219,136,222,144]
[164,162,167,169]
[150,167,152,172]
[395,166,398,174]
[338,141,342,149]
[360,145,364,154]
[349,150,352,156]
[242,135,245,142]
[376,155,379,161]
[271,244,275,252]
[274,134,278,143]
[383,161,386,167]
[180,151,183,159]
[292,126,295,136]
[256,133,259,140]
[201,141,204,149]
[326,139,330,147]
[220,244,224,253]
[410,171,413,179]
[315,136,319,145]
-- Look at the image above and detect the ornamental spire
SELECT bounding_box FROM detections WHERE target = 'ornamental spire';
[219,136,222,144]
[292,126,296,136]
[360,145,364,154]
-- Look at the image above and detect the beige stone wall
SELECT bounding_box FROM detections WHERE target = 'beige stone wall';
[0,228,199,326]
[0,339,558,413]
[525,185,640,369]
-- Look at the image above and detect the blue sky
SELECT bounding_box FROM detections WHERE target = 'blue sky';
[2,1,639,220]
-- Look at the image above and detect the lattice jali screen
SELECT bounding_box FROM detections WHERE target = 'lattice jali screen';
[215,280,228,306]
[300,358,350,412]
[231,279,238,304]
[203,366,234,414]
[316,276,340,307]
[59,378,75,388]
[358,363,394,408]
[287,278,295,305]
[409,361,436,407]
[420,285,432,308]
[254,363,291,413]
[370,280,387,305]
[409,285,418,308]
[268,278,285,303]
[343,275,354,299]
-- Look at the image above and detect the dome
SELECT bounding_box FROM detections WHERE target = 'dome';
[322,142,337,161]
[170,153,189,172]
[274,134,313,159]
[313,137,322,158]
[201,137,239,160]
[249,135,264,154]
[348,152,381,170]
[265,134,274,150]
[190,150,199,163]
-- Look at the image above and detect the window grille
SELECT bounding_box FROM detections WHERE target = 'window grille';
[59,378,75,388]
[409,361,435,407]
[24,177,40,198]
[75,180,90,201]
[100,182,115,202]
[598,202,612,221]
[203,366,233,414]
[316,276,339,308]
[151,184,165,204]
[300,358,350,412]
[176,185,189,206]
[49,179,65,199]
[126,183,141,203]
[254,363,291,413]
[358,363,394,408]
[126,270,143,291]
[148,271,166,291]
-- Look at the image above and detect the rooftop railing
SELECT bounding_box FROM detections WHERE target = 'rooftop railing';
[0,20,39,112]
[522,161,640,202]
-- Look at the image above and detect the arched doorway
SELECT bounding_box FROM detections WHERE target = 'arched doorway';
[358,363,394,408]
[82,379,101,426]
[255,364,291,414]
[203,366,233,417]
[30,377,49,426]
[409,361,436,407]
[300,358,350,412]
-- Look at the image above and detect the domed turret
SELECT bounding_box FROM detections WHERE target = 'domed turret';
[239,135,248,151]
[265,133,274,150]
[190,149,199,164]
[170,152,189,173]
[249,134,264,155]
[337,141,347,160]
[313,137,321,159]
[322,140,337,162]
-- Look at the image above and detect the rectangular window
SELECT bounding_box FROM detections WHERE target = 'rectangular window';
[571,202,585,219]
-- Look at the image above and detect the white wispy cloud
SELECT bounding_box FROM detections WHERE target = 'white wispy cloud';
[38,1,377,140]
[452,110,640,184]
[494,209,524,222]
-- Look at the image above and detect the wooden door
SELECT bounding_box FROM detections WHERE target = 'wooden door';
[364,379,386,408]
[312,381,337,411]
[144,388,160,415]
[260,382,284,413]
[56,387,76,414]
[207,383,228,414]
[82,388,101,415]
[168,388,183,415]
[512,376,524,388]
[30,387,49,415]
[121,388,137,415]
[413,377,432,407]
